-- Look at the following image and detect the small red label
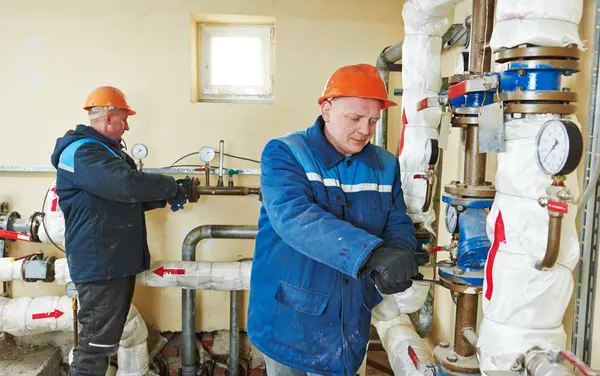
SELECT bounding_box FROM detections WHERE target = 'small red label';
[0,230,31,242]
[448,81,467,99]
[407,346,419,369]
[428,246,443,254]
[547,200,569,214]
[416,98,429,111]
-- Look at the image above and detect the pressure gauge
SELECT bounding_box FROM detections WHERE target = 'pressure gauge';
[131,144,148,160]
[535,120,583,176]
[65,281,78,298]
[199,146,215,163]
[445,204,459,234]
[425,139,440,165]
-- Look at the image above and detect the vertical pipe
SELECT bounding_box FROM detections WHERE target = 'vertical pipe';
[468,0,495,74]
[536,215,563,269]
[218,140,225,187]
[464,127,487,186]
[230,290,239,376]
[374,41,403,149]
[454,294,478,357]
[181,225,258,376]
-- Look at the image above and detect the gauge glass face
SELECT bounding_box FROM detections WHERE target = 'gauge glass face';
[536,121,569,175]
[132,144,148,160]
[199,147,215,163]
[445,205,458,234]
[65,281,78,298]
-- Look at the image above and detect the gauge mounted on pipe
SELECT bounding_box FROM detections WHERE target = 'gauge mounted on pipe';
[535,119,583,176]
[65,281,77,298]
[445,204,459,234]
[131,144,148,160]
[199,146,215,164]
[425,138,440,165]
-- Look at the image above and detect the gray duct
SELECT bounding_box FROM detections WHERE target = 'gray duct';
[374,41,403,149]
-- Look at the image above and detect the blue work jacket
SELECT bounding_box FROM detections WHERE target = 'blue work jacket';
[248,117,416,375]
[50,125,177,283]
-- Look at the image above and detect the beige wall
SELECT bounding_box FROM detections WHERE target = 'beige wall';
[0,0,403,331]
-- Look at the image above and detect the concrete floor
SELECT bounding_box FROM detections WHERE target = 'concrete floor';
[0,334,63,376]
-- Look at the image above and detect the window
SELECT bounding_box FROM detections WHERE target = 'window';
[195,21,275,103]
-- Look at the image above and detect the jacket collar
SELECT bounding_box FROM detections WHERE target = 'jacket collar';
[74,124,124,151]
[306,116,381,170]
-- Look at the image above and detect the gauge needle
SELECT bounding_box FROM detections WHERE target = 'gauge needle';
[543,139,559,163]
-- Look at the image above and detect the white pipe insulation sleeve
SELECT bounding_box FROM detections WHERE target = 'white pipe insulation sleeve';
[54,258,71,285]
[0,258,25,281]
[489,0,584,51]
[372,313,433,376]
[116,305,150,376]
[479,115,581,371]
[399,0,464,232]
[0,296,72,336]
[136,261,251,290]
[38,181,65,245]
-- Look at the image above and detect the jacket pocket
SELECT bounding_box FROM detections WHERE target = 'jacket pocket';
[274,281,330,315]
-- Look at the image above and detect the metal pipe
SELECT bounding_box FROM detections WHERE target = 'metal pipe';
[454,293,478,357]
[230,290,239,376]
[374,41,403,149]
[204,163,211,186]
[218,140,225,187]
[464,126,487,186]
[468,0,495,74]
[194,186,260,196]
[72,297,78,347]
[181,225,258,376]
[536,215,563,270]
[461,326,479,349]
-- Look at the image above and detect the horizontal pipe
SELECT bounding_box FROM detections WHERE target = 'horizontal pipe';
[194,186,260,196]
[182,225,258,262]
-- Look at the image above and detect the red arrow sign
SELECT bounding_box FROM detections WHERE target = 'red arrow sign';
[407,345,419,369]
[153,266,186,277]
[32,309,64,320]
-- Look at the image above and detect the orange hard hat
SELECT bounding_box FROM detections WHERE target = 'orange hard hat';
[83,86,136,116]
[318,64,397,110]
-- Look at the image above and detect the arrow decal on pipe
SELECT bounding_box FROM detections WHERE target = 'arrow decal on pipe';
[153,266,186,277]
[32,309,64,320]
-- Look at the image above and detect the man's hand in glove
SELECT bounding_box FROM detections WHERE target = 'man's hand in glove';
[167,183,188,212]
[360,245,419,294]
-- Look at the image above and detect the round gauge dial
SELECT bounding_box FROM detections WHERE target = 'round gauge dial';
[445,204,459,234]
[535,120,583,176]
[65,281,78,298]
[425,139,440,165]
[131,144,148,160]
[199,146,215,163]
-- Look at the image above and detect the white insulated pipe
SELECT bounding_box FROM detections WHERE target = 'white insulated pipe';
[0,296,150,376]
[1,258,252,290]
[480,1,584,371]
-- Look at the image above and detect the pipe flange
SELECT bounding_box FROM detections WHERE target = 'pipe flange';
[1,211,20,233]
[453,107,479,116]
[503,59,580,72]
[188,178,201,203]
[495,46,581,64]
[439,277,482,294]
[44,256,57,282]
[504,103,577,115]
[451,115,479,127]
[502,91,578,103]
[434,345,480,374]
[444,183,496,198]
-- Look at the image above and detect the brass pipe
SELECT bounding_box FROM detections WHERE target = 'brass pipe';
[195,186,260,196]
[204,163,210,186]
[72,296,78,347]
[468,0,495,74]
[464,127,487,186]
[422,171,436,212]
[454,293,478,356]
[536,215,563,269]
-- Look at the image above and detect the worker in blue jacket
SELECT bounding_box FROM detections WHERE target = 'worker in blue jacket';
[247,64,418,375]
[50,86,188,376]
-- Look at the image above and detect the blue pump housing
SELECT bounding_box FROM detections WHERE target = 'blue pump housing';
[457,208,491,271]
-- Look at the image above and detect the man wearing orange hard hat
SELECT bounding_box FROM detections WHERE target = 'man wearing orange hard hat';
[248,64,418,375]
[51,86,188,376]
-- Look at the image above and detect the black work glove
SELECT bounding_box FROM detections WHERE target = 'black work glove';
[167,183,188,212]
[361,245,419,294]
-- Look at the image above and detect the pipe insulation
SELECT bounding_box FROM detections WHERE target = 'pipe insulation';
[398,0,464,232]
[2,258,252,290]
[0,296,150,376]
[38,182,65,245]
[479,115,582,371]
